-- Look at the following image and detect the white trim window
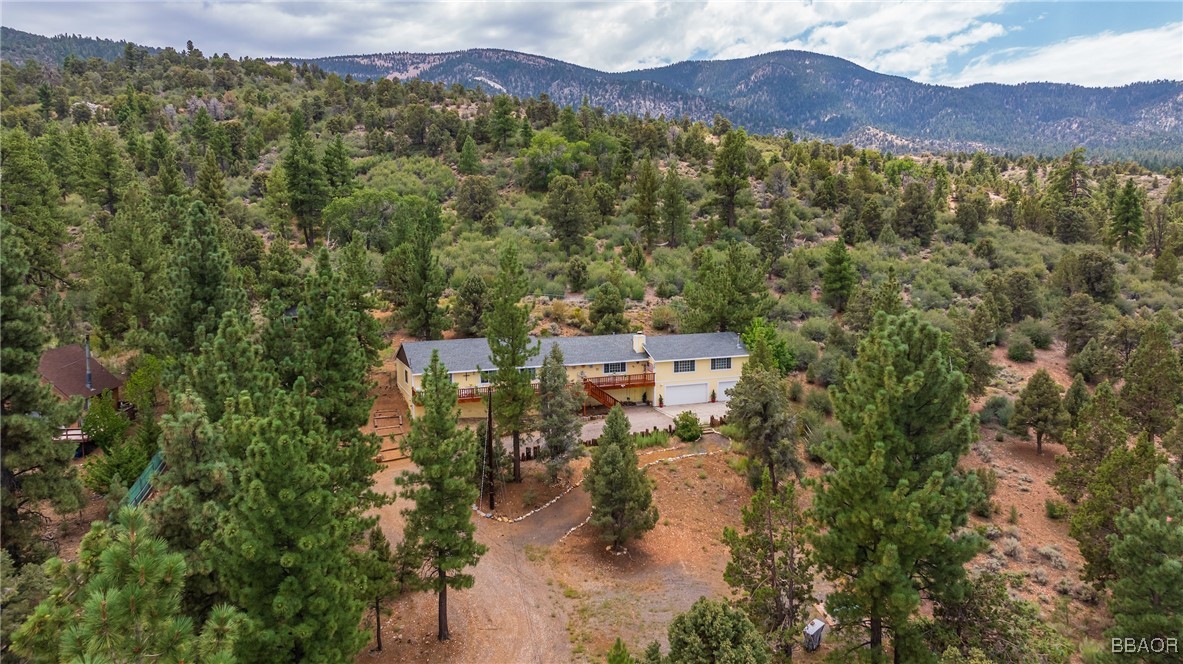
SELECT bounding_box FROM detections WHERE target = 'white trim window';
[603,362,627,374]
[479,370,496,385]
[673,360,696,373]
[710,357,732,371]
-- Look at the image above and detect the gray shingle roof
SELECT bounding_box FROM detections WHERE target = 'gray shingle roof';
[643,332,748,362]
[399,334,647,375]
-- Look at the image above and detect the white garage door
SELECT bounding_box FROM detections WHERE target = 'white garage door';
[664,383,709,406]
[717,380,738,402]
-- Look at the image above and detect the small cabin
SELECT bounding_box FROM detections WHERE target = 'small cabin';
[38,343,124,405]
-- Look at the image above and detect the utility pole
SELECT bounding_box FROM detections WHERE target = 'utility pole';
[485,392,496,511]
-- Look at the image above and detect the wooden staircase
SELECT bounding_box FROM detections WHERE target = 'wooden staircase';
[583,380,619,411]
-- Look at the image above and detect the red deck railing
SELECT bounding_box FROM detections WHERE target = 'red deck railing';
[444,373,655,404]
[583,372,655,389]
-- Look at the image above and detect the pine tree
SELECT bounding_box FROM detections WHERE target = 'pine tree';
[487,244,540,482]
[458,134,481,174]
[283,111,330,247]
[666,598,770,664]
[537,345,584,481]
[723,469,814,657]
[402,227,447,340]
[12,507,241,662]
[1108,179,1144,253]
[607,637,636,664]
[196,148,226,215]
[265,250,380,433]
[146,390,235,619]
[1070,434,1165,585]
[1121,322,1183,438]
[660,167,690,248]
[1056,293,1103,356]
[360,527,401,652]
[455,175,499,223]
[585,405,658,552]
[810,312,983,662]
[740,317,794,376]
[88,182,166,338]
[1013,369,1069,456]
[3,129,67,288]
[683,244,771,333]
[726,339,802,491]
[0,232,83,564]
[1062,373,1091,428]
[1105,466,1183,662]
[713,129,750,227]
[896,181,937,245]
[633,157,661,249]
[396,352,486,640]
[452,272,491,338]
[590,282,629,334]
[821,239,857,311]
[1052,382,1126,504]
[91,128,128,214]
[185,309,276,423]
[1152,246,1179,283]
[543,175,590,252]
[156,199,242,355]
[216,382,379,661]
[322,134,356,199]
[489,95,517,150]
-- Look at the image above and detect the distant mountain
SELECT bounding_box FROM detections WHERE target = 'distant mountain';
[0,26,160,67]
[294,48,1183,162]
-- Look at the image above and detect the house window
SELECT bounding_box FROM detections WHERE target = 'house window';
[479,370,496,384]
[603,362,626,374]
[520,367,537,380]
[404,370,408,383]
[710,357,732,371]
[673,360,696,373]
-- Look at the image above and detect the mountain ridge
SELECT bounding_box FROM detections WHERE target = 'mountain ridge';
[3,27,1180,163]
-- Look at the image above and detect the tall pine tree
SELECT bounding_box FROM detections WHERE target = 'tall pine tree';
[537,344,584,481]
[660,167,690,248]
[632,157,660,249]
[1013,369,1069,455]
[1120,321,1183,439]
[713,129,750,227]
[810,312,983,662]
[0,232,83,564]
[396,351,486,640]
[725,337,802,491]
[585,405,658,552]
[215,382,380,661]
[487,244,540,482]
[1105,465,1183,662]
[283,110,330,247]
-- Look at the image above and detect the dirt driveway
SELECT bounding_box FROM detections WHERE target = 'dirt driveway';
[579,405,673,441]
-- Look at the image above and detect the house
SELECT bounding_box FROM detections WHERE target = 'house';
[38,342,124,404]
[394,332,748,418]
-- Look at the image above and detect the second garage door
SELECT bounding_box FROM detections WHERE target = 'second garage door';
[664,383,709,406]
[717,380,738,402]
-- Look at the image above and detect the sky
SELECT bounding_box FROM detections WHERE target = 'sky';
[3,1,1181,87]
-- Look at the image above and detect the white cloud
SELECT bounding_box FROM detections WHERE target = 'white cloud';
[939,22,1183,87]
[1,1,1178,86]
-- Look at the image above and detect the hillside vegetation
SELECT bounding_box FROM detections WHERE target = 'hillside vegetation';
[1,38,1181,664]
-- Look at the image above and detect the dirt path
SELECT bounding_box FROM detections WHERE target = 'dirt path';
[359,438,736,664]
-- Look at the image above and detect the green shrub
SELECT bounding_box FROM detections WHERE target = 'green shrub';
[782,332,818,371]
[1045,499,1070,520]
[1007,334,1035,362]
[804,389,833,416]
[1016,317,1054,349]
[970,468,999,518]
[651,305,678,331]
[806,353,843,387]
[787,380,804,402]
[798,317,829,342]
[673,411,703,442]
[979,395,1014,428]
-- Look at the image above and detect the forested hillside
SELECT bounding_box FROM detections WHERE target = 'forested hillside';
[1,38,1182,664]
[0,27,161,67]
[293,47,1183,165]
